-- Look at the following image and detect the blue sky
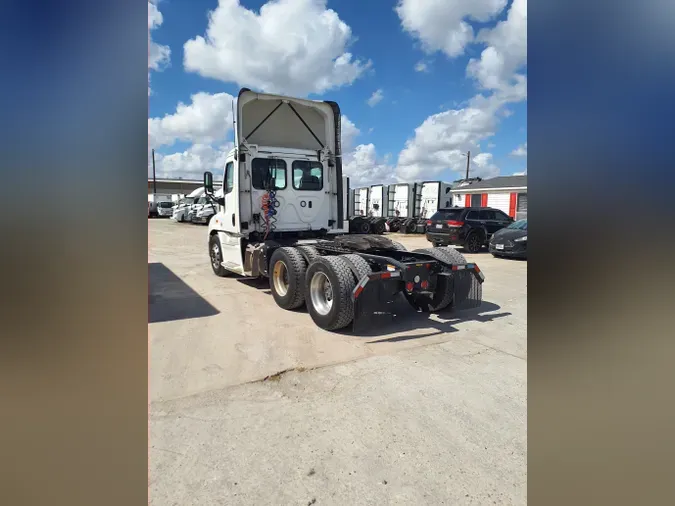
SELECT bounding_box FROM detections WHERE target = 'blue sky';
[148,0,527,185]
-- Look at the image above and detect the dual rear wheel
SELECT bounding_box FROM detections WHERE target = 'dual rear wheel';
[269,248,369,331]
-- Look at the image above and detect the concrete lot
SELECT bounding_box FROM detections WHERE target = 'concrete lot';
[149,219,527,505]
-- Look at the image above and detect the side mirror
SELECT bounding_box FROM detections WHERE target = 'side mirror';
[203,171,214,195]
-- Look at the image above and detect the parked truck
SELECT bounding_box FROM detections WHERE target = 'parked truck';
[347,187,373,234]
[148,194,173,218]
[202,89,483,331]
[385,182,422,233]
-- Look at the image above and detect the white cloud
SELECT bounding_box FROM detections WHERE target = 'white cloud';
[510,142,527,157]
[343,144,396,187]
[149,92,236,148]
[487,142,496,148]
[183,0,371,97]
[466,0,527,96]
[512,170,526,175]
[396,0,507,58]
[470,152,500,179]
[414,61,429,72]
[152,143,235,179]
[396,92,511,180]
[367,89,384,107]
[394,0,527,182]
[148,1,171,95]
[340,115,360,153]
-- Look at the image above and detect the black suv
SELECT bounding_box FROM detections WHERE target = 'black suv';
[425,207,514,253]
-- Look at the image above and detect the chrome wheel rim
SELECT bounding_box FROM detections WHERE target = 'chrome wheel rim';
[272,261,289,297]
[211,243,221,269]
[310,272,333,316]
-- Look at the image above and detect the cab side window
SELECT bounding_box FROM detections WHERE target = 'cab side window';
[224,162,234,194]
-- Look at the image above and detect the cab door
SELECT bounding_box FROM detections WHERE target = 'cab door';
[290,160,328,226]
[216,158,244,271]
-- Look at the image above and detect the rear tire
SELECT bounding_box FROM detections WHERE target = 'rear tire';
[358,220,371,234]
[373,219,386,235]
[209,234,232,277]
[305,256,356,331]
[463,232,483,253]
[390,240,407,251]
[296,245,321,264]
[340,254,372,283]
[405,220,417,233]
[269,247,307,310]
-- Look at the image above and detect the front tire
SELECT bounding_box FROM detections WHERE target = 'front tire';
[269,247,307,310]
[305,256,356,331]
[209,234,232,277]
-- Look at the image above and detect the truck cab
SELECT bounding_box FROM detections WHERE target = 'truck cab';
[204,89,346,275]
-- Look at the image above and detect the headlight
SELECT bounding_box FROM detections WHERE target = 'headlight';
[514,235,527,242]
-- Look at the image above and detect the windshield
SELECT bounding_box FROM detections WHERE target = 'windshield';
[430,209,464,221]
[196,197,207,205]
[507,219,527,230]
[159,202,173,208]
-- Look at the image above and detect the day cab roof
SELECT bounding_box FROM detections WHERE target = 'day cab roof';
[236,88,339,156]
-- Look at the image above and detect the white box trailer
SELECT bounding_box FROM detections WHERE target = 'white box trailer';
[383,182,424,233]
[386,182,421,218]
[367,184,388,217]
[419,181,453,219]
[201,89,484,331]
[352,187,369,216]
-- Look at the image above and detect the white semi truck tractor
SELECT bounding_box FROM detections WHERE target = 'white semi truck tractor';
[202,89,484,331]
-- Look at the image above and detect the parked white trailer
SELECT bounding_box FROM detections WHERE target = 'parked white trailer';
[202,89,484,331]
[353,187,369,216]
[419,181,453,219]
[367,184,388,217]
[386,183,420,218]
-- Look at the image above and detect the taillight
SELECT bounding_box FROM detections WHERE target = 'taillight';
[447,220,464,227]
[426,220,432,226]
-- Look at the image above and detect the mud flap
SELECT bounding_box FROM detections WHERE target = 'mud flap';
[352,273,402,332]
[437,265,483,314]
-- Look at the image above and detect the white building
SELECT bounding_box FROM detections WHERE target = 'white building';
[451,175,527,220]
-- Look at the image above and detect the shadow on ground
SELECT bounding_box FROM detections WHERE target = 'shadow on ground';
[234,275,510,339]
[344,298,511,340]
[149,263,220,324]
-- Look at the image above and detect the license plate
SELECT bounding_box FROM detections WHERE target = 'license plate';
[495,244,504,250]
[435,224,443,229]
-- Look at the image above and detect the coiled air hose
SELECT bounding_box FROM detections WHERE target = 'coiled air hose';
[261,190,278,240]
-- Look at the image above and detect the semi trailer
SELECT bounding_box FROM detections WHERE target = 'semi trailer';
[385,182,423,233]
[202,89,484,331]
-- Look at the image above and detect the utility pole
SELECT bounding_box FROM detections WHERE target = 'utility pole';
[152,148,157,194]
[464,150,471,181]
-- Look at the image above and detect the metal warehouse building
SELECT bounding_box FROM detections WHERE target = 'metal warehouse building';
[147,177,222,196]
[451,175,527,220]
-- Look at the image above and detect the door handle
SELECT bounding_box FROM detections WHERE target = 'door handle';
[231,214,235,226]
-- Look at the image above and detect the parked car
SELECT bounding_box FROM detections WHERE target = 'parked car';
[489,219,527,259]
[425,207,514,253]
